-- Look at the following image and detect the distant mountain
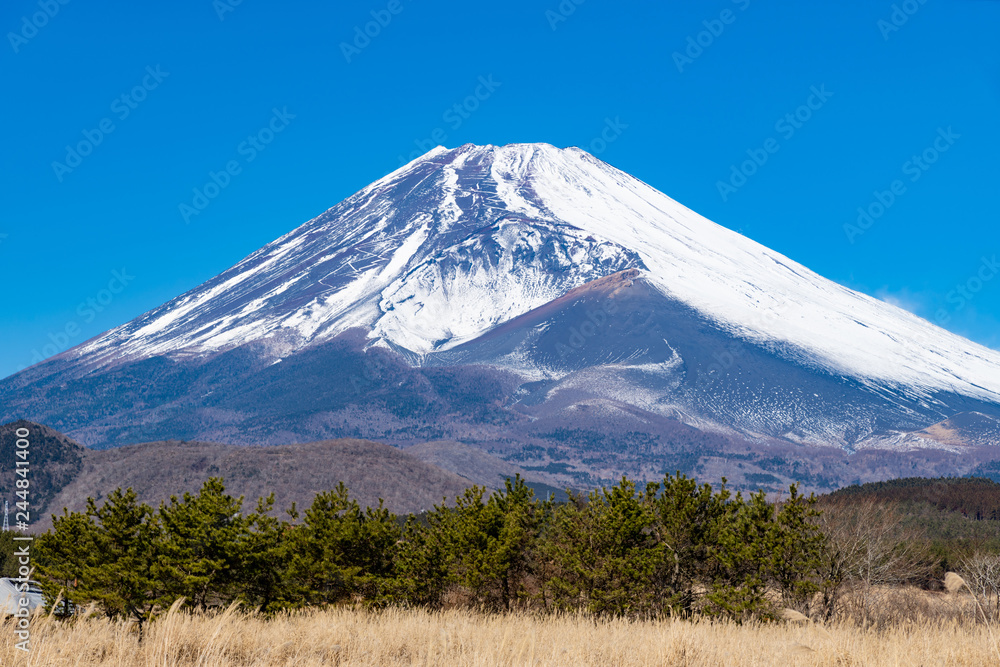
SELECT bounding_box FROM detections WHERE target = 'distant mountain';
[1,422,483,532]
[0,420,84,523]
[403,440,568,500]
[3,143,999,490]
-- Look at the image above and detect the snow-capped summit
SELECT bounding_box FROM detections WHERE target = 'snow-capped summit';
[69,143,1000,405]
[73,144,642,364]
[5,143,1000,458]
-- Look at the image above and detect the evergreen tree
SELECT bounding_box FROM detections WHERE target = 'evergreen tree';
[37,488,165,633]
[30,473,832,623]
[437,476,547,610]
[153,478,249,608]
[285,482,400,605]
[0,531,26,578]
[235,493,291,612]
[34,509,97,614]
[649,472,729,614]
[702,489,774,619]
[767,485,824,610]
[389,511,451,607]
[544,477,665,617]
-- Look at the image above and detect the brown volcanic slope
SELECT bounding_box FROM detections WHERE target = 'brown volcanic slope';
[911,412,1000,447]
[1,422,475,532]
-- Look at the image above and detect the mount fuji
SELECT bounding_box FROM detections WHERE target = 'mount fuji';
[4,143,1000,490]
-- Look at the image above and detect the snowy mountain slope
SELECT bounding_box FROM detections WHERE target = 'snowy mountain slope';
[60,143,1000,407]
[69,145,644,369]
[5,142,1000,458]
[486,145,1000,404]
[433,268,1000,450]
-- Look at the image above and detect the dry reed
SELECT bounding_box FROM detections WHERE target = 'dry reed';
[0,602,998,666]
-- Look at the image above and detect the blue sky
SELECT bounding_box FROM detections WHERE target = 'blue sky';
[1,0,998,378]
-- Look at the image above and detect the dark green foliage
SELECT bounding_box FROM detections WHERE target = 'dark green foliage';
[154,478,249,607]
[284,482,401,606]
[768,485,825,608]
[36,488,166,631]
[237,494,289,612]
[0,531,25,578]
[434,476,549,610]
[542,474,824,620]
[700,489,773,618]
[389,513,451,607]
[649,473,724,613]
[33,473,827,623]
[35,480,288,625]
[543,478,666,616]
[744,472,782,486]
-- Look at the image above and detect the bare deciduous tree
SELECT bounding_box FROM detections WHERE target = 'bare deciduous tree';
[959,552,1000,619]
[815,499,933,622]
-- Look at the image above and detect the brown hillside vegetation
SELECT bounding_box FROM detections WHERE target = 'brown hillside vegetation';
[405,440,541,487]
[30,435,475,531]
[0,420,84,518]
[2,605,998,666]
[825,476,1000,519]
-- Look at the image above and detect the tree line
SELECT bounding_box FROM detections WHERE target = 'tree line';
[34,474,836,630]
[827,476,1000,521]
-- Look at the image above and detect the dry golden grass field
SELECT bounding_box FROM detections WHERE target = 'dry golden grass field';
[2,599,999,667]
